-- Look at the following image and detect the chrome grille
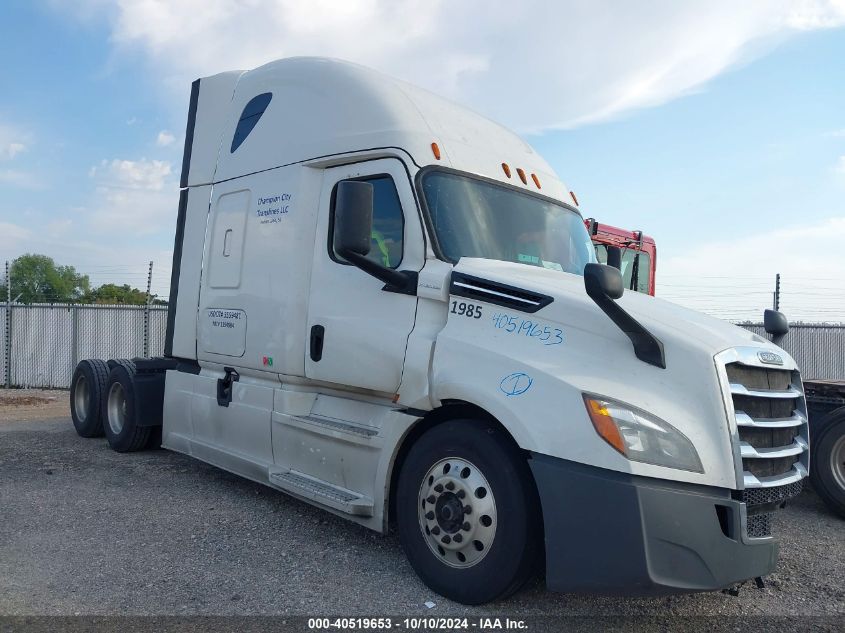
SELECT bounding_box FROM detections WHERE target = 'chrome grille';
[716,348,810,540]
[723,360,809,490]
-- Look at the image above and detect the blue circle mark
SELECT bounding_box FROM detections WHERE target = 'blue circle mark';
[499,372,533,397]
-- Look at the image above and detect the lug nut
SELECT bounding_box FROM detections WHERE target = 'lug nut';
[434,484,444,493]
[445,481,455,491]
[456,489,465,499]
[425,511,435,520]
[427,495,436,504]
[453,533,463,543]
[432,526,441,535]
[441,535,451,544]
[462,522,471,531]
[463,505,472,515]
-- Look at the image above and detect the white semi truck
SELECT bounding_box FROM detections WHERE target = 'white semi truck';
[69,57,810,604]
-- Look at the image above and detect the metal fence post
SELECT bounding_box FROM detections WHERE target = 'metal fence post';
[71,305,79,376]
[143,260,153,358]
[5,260,11,389]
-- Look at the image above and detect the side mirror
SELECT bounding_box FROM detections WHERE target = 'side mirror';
[333,180,373,258]
[584,263,624,300]
[764,309,789,337]
[583,262,665,368]
[331,179,417,295]
[605,246,622,271]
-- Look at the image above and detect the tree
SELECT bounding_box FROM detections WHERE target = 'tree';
[84,283,153,305]
[8,254,90,304]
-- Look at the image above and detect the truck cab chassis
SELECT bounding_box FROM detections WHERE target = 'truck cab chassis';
[70,57,809,604]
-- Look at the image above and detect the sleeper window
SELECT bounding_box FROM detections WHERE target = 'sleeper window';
[230,92,272,153]
[331,175,404,269]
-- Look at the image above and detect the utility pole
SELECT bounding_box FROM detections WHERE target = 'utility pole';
[143,260,153,358]
[773,273,781,312]
[5,260,11,388]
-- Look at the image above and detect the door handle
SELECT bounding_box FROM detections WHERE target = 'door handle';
[310,325,325,362]
[216,366,240,407]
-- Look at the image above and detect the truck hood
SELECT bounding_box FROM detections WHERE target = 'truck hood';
[431,258,792,488]
[453,258,771,356]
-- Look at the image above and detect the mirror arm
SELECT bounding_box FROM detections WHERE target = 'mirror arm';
[585,276,666,369]
[339,249,418,295]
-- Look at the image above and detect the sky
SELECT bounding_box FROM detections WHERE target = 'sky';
[0,0,844,322]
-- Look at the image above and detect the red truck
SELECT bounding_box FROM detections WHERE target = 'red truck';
[586,218,656,296]
[588,219,845,518]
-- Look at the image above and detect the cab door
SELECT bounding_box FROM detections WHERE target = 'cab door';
[305,158,424,394]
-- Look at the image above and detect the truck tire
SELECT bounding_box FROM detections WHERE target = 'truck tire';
[69,359,110,437]
[102,362,150,453]
[810,409,845,519]
[396,419,541,604]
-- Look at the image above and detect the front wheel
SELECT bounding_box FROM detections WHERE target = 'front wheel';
[396,419,541,604]
[811,410,845,519]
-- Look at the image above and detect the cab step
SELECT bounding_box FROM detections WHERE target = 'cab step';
[296,413,378,437]
[279,413,381,447]
[268,469,374,516]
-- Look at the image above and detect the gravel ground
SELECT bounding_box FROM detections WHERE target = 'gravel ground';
[0,389,68,422]
[0,416,843,620]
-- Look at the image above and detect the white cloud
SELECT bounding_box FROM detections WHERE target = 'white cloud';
[0,222,32,249]
[3,143,26,159]
[786,0,845,28]
[54,0,845,132]
[0,123,29,160]
[156,130,175,146]
[91,158,172,190]
[0,169,41,189]
[87,158,177,235]
[659,217,845,323]
[88,185,176,236]
[834,155,845,174]
[46,218,73,236]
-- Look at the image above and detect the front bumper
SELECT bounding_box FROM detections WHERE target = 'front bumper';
[529,453,778,596]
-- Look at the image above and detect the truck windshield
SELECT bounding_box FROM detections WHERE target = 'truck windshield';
[421,171,596,275]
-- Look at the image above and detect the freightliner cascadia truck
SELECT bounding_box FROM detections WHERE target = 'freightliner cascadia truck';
[69,57,811,604]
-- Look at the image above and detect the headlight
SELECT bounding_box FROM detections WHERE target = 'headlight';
[583,394,703,473]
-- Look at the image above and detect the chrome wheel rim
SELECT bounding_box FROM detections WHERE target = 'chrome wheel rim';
[74,375,89,422]
[831,434,845,492]
[418,457,497,569]
[107,382,127,435]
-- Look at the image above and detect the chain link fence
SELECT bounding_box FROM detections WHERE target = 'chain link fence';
[1,305,7,388]
[0,304,841,389]
[738,323,845,380]
[2,304,168,389]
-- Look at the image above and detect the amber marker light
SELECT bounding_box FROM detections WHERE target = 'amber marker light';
[516,167,528,184]
[502,162,512,178]
[583,396,626,455]
[431,142,441,160]
[531,173,541,189]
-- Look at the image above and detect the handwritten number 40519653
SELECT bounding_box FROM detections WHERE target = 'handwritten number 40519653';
[491,313,564,346]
